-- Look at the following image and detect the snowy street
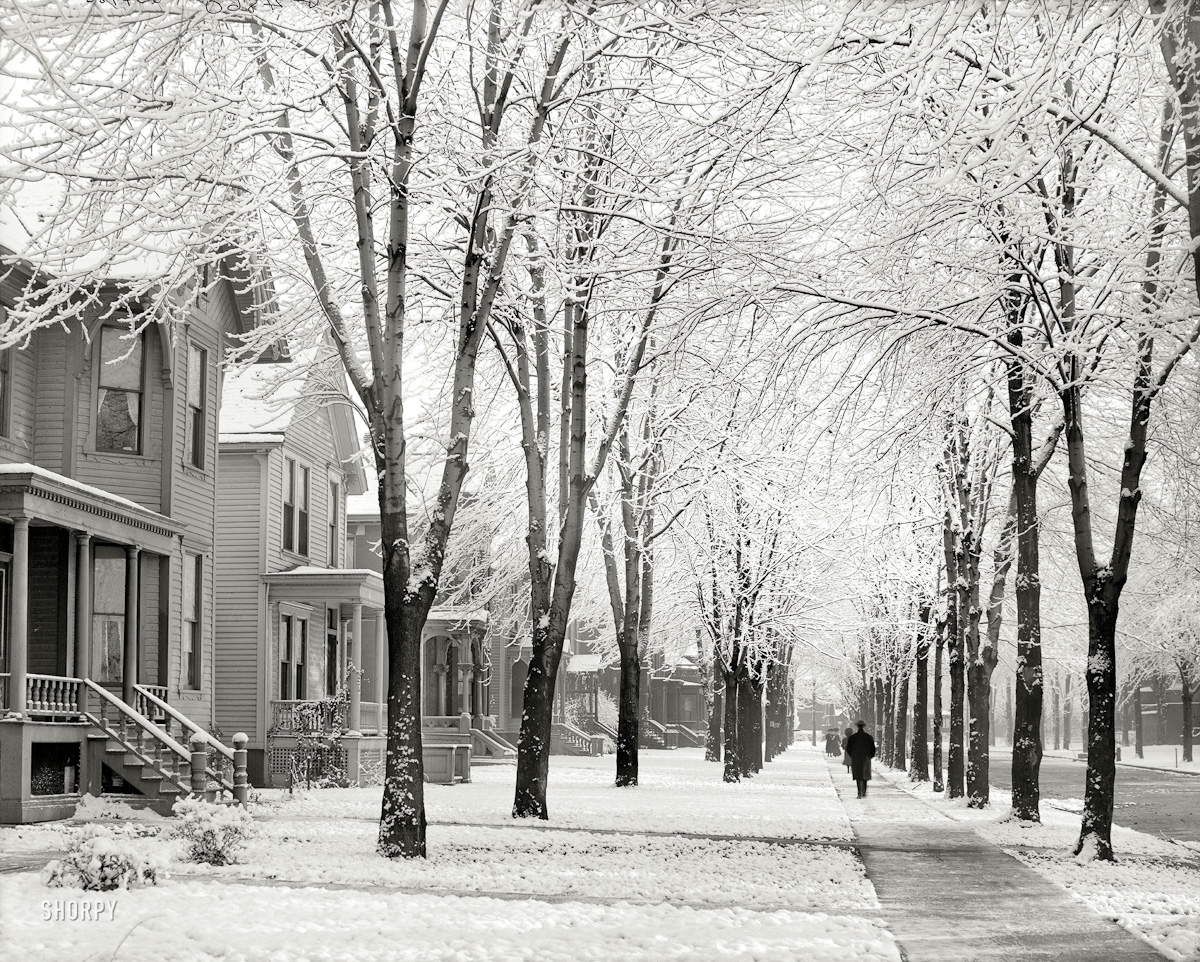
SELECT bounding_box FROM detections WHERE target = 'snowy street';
[3,747,1198,962]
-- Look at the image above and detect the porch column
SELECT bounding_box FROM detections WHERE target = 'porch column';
[8,517,29,714]
[374,613,386,709]
[75,532,92,682]
[349,602,362,732]
[435,665,447,716]
[123,546,140,705]
[461,665,475,716]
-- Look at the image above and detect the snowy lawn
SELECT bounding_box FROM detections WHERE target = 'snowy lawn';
[0,748,901,962]
[0,879,900,962]
[1012,851,1200,962]
[274,747,854,841]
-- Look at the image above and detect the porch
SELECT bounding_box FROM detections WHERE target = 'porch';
[0,672,246,823]
[0,465,227,822]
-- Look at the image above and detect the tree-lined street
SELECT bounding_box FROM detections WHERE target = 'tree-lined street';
[2,1,1200,959]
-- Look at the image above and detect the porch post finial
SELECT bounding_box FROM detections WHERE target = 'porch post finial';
[8,517,30,714]
[232,732,249,805]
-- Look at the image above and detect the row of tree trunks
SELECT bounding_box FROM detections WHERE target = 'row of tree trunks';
[910,606,932,782]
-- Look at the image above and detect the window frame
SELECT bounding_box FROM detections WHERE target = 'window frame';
[279,612,308,701]
[297,466,310,557]
[283,457,296,553]
[94,325,146,455]
[325,607,340,697]
[182,554,203,690]
[186,342,208,470]
[328,481,339,567]
[91,545,127,684]
[0,342,11,439]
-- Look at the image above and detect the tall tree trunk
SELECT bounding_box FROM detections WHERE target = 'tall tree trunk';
[966,656,995,806]
[883,671,896,767]
[894,655,911,773]
[873,676,885,753]
[1062,674,1072,752]
[1180,661,1194,764]
[933,616,946,792]
[1004,334,1049,821]
[615,641,641,786]
[706,684,723,762]
[1134,685,1144,758]
[737,667,758,775]
[722,665,741,782]
[911,611,931,781]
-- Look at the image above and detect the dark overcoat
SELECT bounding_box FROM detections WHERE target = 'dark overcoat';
[846,729,876,781]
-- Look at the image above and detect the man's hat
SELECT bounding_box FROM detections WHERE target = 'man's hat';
[856,720,866,728]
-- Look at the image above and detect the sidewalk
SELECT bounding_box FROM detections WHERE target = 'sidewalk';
[827,759,1166,962]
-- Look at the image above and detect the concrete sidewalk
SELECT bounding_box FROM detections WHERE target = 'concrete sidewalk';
[827,759,1165,962]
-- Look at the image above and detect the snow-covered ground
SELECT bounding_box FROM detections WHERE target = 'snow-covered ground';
[1112,745,1199,775]
[879,768,1200,960]
[0,749,902,962]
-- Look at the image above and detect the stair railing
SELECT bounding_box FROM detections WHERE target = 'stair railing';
[84,680,196,794]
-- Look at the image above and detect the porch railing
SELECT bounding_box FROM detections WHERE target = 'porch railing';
[359,702,385,734]
[26,673,84,717]
[134,685,233,764]
[132,684,169,721]
[271,699,347,734]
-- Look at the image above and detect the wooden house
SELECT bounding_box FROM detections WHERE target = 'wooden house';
[0,242,262,823]
[213,350,385,787]
[345,496,519,774]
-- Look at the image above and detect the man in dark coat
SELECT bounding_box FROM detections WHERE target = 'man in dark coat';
[845,720,876,799]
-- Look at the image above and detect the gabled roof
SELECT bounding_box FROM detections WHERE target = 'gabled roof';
[219,347,367,494]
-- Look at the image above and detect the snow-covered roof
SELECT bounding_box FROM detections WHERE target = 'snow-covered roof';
[0,462,182,536]
[566,653,604,674]
[219,350,318,437]
[218,432,286,446]
[346,491,379,520]
[0,462,160,516]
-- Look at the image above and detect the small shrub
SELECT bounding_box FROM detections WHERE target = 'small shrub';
[43,825,160,891]
[171,796,255,866]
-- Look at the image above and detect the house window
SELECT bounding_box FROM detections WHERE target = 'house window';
[282,459,309,556]
[183,554,202,689]
[297,467,310,556]
[329,482,339,567]
[186,344,207,469]
[0,346,10,438]
[283,458,295,552]
[96,327,144,453]
[92,546,126,683]
[280,614,307,700]
[326,608,340,696]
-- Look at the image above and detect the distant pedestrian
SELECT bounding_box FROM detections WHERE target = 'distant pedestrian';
[824,729,840,757]
[841,727,853,773]
[846,720,876,799]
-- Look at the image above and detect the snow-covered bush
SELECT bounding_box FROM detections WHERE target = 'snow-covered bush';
[596,690,619,729]
[43,825,160,891]
[171,796,255,865]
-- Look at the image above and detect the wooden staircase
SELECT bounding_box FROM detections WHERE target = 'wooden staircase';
[82,681,241,815]
[551,721,603,756]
